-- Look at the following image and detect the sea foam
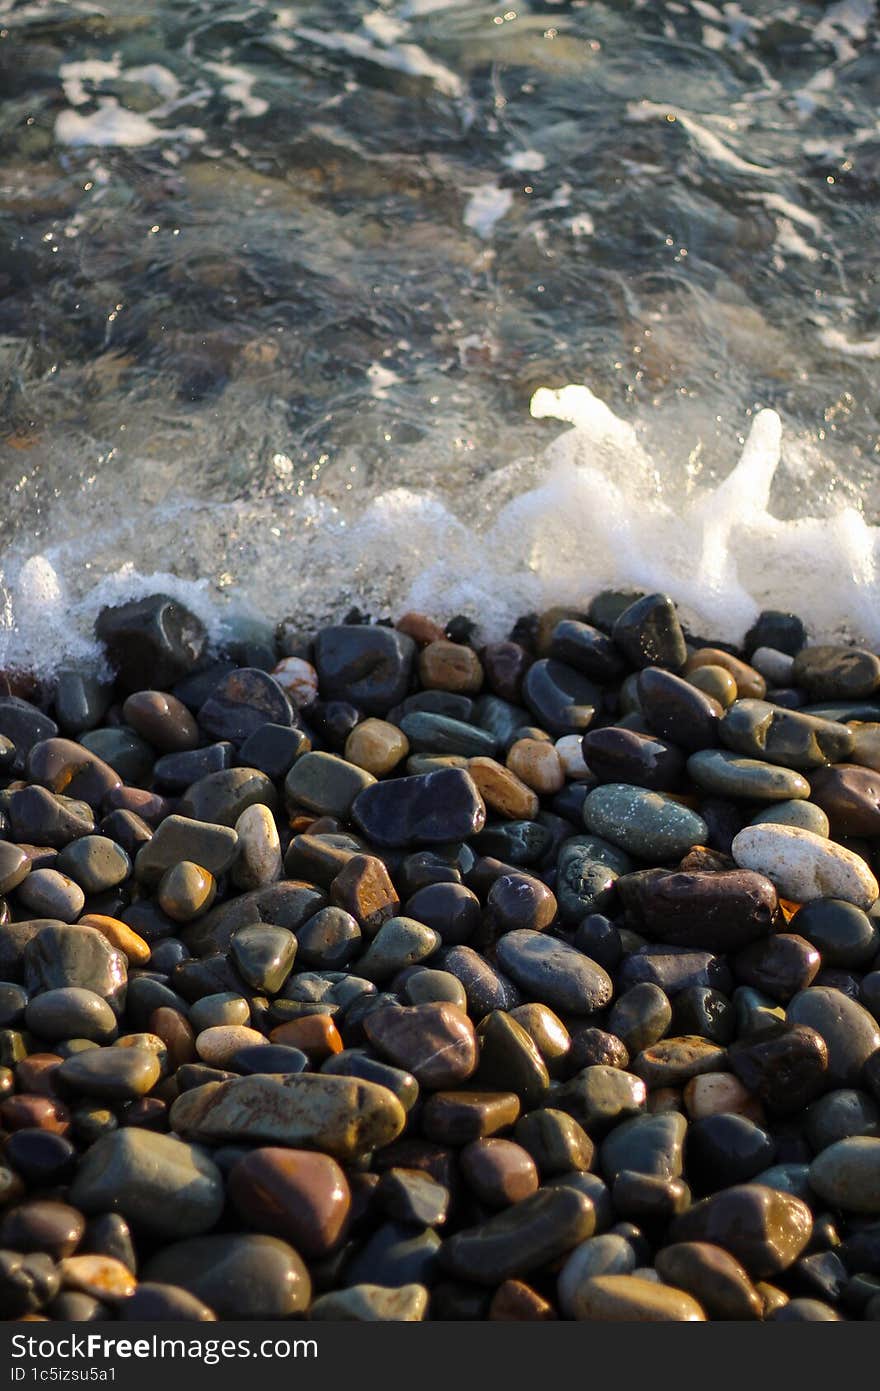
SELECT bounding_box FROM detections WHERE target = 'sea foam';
[1,385,877,681]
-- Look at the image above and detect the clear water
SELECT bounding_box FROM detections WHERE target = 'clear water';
[1,0,879,674]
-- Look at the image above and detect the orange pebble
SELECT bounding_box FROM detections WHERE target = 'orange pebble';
[270,1014,344,1063]
[78,914,151,965]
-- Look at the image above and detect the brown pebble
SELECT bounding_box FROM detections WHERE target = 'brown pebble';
[228,1147,351,1257]
[684,648,766,699]
[330,853,401,936]
[396,612,446,645]
[0,1094,71,1135]
[120,1097,168,1131]
[683,1073,764,1123]
[121,691,200,752]
[364,1003,477,1089]
[148,1007,197,1070]
[481,642,531,704]
[103,786,171,826]
[419,640,484,694]
[489,1279,557,1321]
[460,1138,539,1208]
[506,739,565,795]
[15,1056,63,1098]
[421,1090,521,1145]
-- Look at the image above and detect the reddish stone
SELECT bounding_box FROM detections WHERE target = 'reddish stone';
[228,1147,351,1258]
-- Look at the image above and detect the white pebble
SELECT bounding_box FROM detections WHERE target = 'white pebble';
[732,823,878,909]
[195,1025,267,1067]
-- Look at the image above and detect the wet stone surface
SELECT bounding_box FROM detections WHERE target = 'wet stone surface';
[0,593,876,1320]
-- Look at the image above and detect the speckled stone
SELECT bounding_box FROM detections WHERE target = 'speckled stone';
[584,784,707,861]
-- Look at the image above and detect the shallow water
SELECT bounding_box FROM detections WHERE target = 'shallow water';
[1,0,879,673]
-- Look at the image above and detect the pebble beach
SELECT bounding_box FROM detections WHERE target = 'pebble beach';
[2,590,880,1321]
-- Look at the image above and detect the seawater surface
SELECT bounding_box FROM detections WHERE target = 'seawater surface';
[1,0,879,673]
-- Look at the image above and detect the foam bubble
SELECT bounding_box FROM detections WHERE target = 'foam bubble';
[2,385,879,681]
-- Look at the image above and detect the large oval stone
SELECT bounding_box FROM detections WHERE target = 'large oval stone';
[669,1183,812,1277]
[616,868,778,951]
[720,699,853,769]
[732,824,878,909]
[570,1274,705,1321]
[364,1002,477,1088]
[496,931,613,1016]
[69,1129,224,1238]
[792,645,880,701]
[809,1137,880,1213]
[584,785,707,861]
[787,986,880,1086]
[169,1072,406,1160]
[227,1148,351,1256]
[352,768,486,849]
[687,749,810,802]
[143,1234,310,1319]
[440,1186,595,1285]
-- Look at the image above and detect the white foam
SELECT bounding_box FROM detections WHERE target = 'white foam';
[294,25,464,98]
[4,385,880,680]
[55,98,204,149]
[202,62,269,119]
[463,182,513,237]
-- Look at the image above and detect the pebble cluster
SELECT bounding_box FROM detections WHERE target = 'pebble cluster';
[3,590,880,1321]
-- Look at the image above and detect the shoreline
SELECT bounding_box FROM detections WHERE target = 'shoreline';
[1,586,880,1322]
